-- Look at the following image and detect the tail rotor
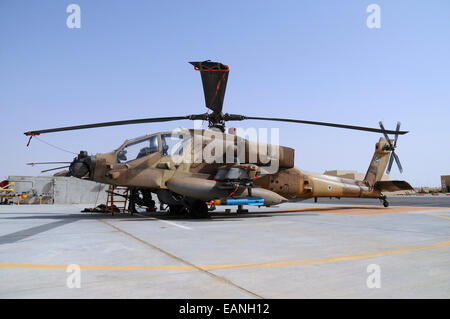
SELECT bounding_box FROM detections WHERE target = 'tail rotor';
[379,121,403,174]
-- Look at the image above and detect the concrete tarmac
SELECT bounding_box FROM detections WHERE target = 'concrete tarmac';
[0,198,449,298]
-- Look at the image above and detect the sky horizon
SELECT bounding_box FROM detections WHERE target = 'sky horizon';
[1,0,449,187]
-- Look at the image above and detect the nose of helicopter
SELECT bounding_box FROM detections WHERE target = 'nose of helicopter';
[69,151,96,179]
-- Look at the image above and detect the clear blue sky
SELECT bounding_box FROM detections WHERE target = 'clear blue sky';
[1,0,449,187]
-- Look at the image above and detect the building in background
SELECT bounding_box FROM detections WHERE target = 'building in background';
[4,176,108,205]
[441,175,450,192]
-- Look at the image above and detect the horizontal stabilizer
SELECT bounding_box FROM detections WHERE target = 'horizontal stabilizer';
[374,180,414,192]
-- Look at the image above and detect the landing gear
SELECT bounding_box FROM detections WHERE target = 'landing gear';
[165,202,210,218]
[236,205,248,213]
[187,200,210,219]
[167,205,187,216]
[380,195,389,208]
[128,188,156,213]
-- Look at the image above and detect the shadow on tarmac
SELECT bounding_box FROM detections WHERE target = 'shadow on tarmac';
[0,204,396,243]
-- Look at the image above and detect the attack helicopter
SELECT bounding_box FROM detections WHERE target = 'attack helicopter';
[25,61,413,218]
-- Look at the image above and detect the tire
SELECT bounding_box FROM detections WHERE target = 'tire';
[383,200,389,208]
[129,188,155,212]
[168,205,186,216]
[188,200,210,219]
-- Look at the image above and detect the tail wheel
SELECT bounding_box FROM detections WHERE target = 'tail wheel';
[380,196,389,208]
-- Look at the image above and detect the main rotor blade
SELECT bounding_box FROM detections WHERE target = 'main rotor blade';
[242,116,408,135]
[41,166,70,173]
[392,151,403,173]
[24,112,409,137]
[24,115,201,136]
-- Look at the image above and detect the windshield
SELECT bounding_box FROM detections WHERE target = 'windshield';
[161,133,192,157]
[117,135,159,163]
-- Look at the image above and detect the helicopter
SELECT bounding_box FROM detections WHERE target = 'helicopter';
[24,61,413,218]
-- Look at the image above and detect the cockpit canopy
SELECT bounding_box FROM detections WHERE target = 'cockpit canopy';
[116,132,192,163]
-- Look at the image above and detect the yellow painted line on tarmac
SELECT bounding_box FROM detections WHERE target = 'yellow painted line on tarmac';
[427,213,450,220]
[207,240,450,270]
[277,206,444,216]
[1,240,449,272]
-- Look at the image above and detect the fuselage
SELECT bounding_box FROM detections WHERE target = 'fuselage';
[68,129,382,205]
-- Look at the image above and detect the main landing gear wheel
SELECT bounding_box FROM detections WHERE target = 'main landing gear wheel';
[167,205,187,216]
[187,200,210,219]
[380,196,389,207]
[128,188,156,213]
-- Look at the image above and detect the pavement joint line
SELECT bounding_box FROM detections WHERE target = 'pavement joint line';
[96,218,263,299]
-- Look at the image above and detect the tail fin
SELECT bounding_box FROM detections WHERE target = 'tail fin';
[364,137,391,187]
